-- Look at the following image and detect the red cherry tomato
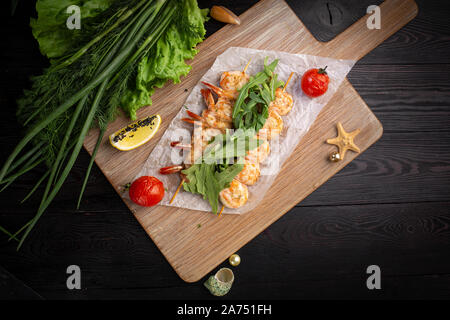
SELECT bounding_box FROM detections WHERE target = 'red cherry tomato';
[129,176,164,207]
[301,66,330,98]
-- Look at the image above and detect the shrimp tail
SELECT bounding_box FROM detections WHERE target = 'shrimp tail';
[185,110,203,121]
[200,88,215,108]
[181,118,197,125]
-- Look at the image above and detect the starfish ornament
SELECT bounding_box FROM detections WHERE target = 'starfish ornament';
[326,122,361,160]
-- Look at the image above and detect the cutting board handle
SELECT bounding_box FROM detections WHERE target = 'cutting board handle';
[323,0,418,61]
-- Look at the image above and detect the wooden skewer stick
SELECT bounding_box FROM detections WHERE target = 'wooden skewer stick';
[217,205,225,217]
[174,61,253,212]
[243,58,252,73]
[170,177,185,204]
[283,72,295,92]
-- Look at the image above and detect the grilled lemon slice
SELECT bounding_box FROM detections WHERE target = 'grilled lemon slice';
[109,114,161,151]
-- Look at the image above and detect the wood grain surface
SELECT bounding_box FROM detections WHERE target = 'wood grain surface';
[82,0,416,282]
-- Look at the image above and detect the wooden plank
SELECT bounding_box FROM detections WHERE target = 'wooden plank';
[0,266,43,300]
[2,201,450,299]
[82,0,416,282]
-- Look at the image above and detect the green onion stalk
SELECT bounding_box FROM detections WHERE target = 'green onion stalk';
[0,0,189,249]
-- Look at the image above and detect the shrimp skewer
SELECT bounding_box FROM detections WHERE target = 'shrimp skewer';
[194,63,258,208]
[182,92,233,130]
[170,135,265,188]
[165,118,255,210]
[165,62,296,213]
[218,70,296,209]
[160,163,250,211]
[191,60,252,129]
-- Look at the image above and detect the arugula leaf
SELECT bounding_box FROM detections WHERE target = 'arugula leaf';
[182,165,197,193]
[204,165,221,213]
[233,58,279,118]
[215,163,246,189]
[182,162,244,214]
[249,91,266,104]
[196,163,207,196]
[181,129,260,214]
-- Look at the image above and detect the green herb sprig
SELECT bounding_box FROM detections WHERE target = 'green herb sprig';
[232,57,284,131]
[0,0,208,248]
[181,130,261,214]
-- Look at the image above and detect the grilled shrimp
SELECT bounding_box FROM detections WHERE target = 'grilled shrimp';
[246,138,270,163]
[219,179,249,209]
[258,109,283,140]
[269,87,294,116]
[183,106,232,130]
[214,97,234,122]
[236,159,260,186]
[167,66,295,212]
[201,109,233,129]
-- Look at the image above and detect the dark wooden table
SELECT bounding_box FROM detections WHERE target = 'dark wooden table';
[0,0,449,300]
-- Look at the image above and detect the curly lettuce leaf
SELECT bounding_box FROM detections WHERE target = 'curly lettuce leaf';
[30,0,114,59]
[121,0,209,119]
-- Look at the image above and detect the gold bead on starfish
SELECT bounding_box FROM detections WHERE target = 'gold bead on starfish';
[229,254,241,267]
[326,122,361,161]
[329,151,342,162]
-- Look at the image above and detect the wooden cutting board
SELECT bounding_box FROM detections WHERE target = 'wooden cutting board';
[84,0,418,282]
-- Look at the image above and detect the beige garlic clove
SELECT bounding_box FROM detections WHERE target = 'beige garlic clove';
[210,6,241,25]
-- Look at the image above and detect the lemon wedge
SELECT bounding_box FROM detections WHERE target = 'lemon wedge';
[109,114,161,151]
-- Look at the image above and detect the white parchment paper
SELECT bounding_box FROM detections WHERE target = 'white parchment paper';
[126,47,355,214]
